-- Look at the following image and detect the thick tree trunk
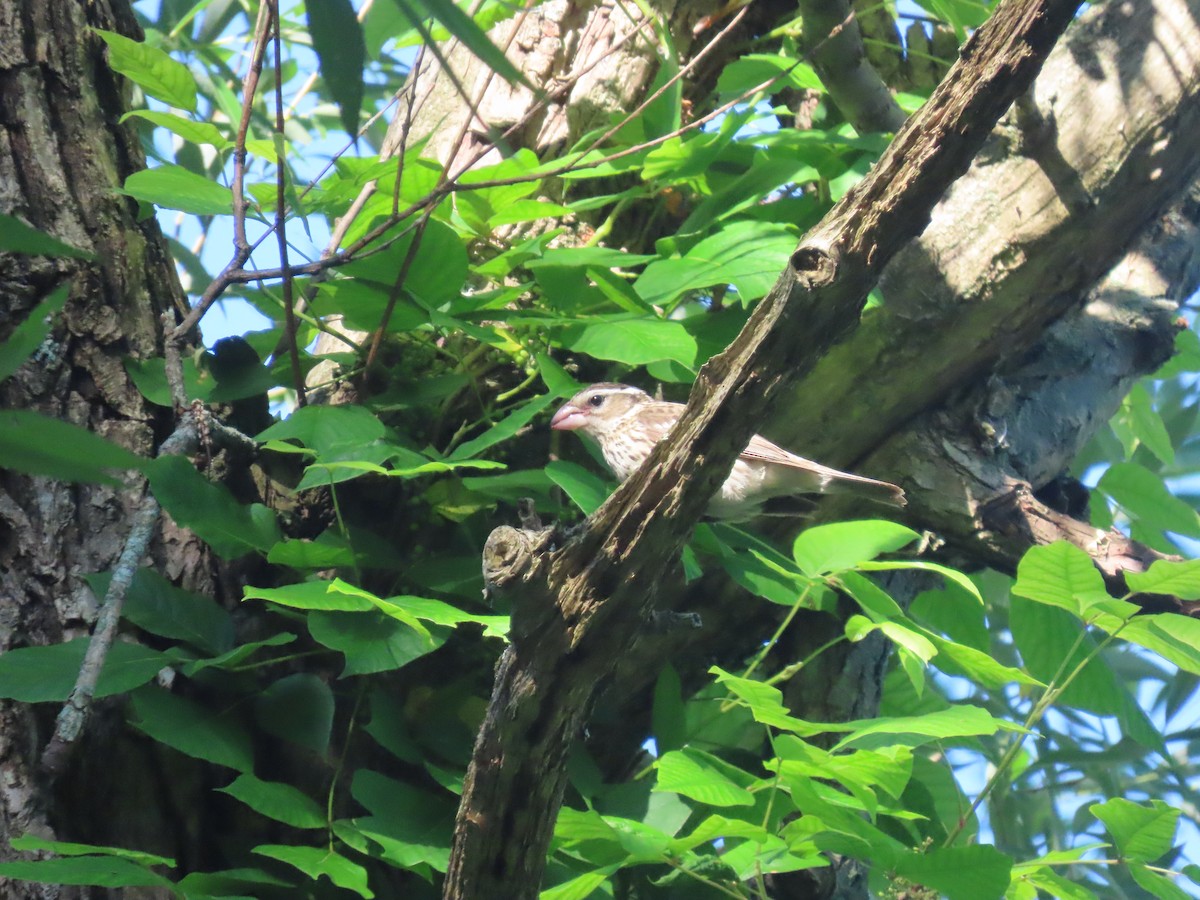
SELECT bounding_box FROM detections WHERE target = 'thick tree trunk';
[0,1,195,889]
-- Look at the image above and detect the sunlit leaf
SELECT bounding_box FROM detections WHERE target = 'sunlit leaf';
[1125,558,1200,599]
[793,520,920,576]
[1099,463,1200,538]
[653,748,754,807]
[121,165,233,216]
[892,844,1012,900]
[1011,542,1112,616]
[121,110,230,148]
[1091,798,1178,863]
[94,28,197,110]
[561,317,699,368]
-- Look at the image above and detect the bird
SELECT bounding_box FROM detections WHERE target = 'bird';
[550,383,906,521]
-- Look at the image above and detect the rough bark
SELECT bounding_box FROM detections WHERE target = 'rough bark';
[443,2,1082,895]
[0,0,194,889]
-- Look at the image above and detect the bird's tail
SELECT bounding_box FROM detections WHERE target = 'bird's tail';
[824,470,907,508]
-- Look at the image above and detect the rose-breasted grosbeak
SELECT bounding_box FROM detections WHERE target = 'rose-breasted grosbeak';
[550,383,906,521]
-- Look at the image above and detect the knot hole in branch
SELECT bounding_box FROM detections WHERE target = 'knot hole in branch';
[789,245,838,288]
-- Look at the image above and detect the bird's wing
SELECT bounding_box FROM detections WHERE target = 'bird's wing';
[640,401,685,442]
[740,433,821,469]
[741,433,906,505]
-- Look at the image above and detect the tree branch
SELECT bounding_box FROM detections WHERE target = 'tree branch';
[798,0,908,133]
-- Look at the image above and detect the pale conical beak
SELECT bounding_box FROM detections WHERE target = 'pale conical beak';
[550,403,587,431]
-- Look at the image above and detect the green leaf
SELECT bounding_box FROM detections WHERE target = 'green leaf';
[669,814,772,852]
[121,110,231,148]
[792,520,920,576]
[0,285,71,383]
[349,769,455,871]
[1011,541,1112,616]
[245,580,374,612]
[1018,866,1100,900]
[715,53,824,97]
[0,217,93,259]
[653,748,755,807]
[718,546,810,605]
[332,220,467,317]
[0,856,174,889]
[1091,798,1178,862]
[710,666,814,732]
[121,165,233,216]
[1120,614,1200,675]
[258,403,387,455]
[93,28,197,111]
[90,568,233,656]
[181,632,296,675]
[1155,327,1200,378]
[634,221,798,309]
[306,0,366,135]
[541,865,622,900]
[1009,599,1159,748]
[252,845,373,899]
[1113,384,1175,465]
[834,705,1005,751]
[545,460,612,515]
[148,455,280,558]
[308,609,446,676]
[1098,462,1200,538]
[1128,863,1194,900]
[856,559,983,604]
[1125,558,1200,599]
[0,409,144,486]
[651,665,686,754]
[268,535,358,569]
[561,317,699,368]
[129,685,254,771]
[255,674,334,754]
[9,835,173,868]
[177,867,294,894]
[925,631,1042,690]
[837,570,906,620]
[0,638,177,702]
[124,355,214,407]
[448,393,558,460]
[218,774,326,829]
[892,845,1013,900]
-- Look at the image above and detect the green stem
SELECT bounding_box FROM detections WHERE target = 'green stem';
[943,615,1132,848]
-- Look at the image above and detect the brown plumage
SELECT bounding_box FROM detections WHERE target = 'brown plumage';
[550,383,906,521]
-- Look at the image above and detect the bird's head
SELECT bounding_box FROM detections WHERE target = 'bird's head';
[550,383,651,437]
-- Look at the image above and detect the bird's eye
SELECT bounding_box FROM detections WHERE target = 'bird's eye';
[588,394,604,408]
